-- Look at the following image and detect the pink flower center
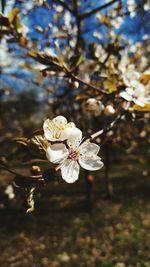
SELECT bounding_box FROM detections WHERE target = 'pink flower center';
[68,148,80,160]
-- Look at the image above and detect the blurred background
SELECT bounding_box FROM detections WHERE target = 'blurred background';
[0,0,150,266]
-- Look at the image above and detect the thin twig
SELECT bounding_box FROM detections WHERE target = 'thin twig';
[70,73,106,94]
[78,0,120,20]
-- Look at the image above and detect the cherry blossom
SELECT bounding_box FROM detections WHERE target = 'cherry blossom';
[43,116,81,142]
[46,135,103,183]
[119,64,150,107]
[120,81,149,107]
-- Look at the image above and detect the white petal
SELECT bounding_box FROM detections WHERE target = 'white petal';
[79,155,104,171]
[133,98,146,107]
[52,116,67,128]
[46,144,68,164]
[43,119,56,141]
[126,87,134,96]
[67,128,82,149]
[60,159,80,183]
[61,126,76,140]
[120,92,133,101]
[80,141,100,155]
[131,80,145,92]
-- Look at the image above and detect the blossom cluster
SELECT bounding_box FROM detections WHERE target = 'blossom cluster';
[119,64,150,107]
[43,116,103,183]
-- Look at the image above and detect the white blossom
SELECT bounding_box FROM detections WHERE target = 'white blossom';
[46,135,103,183]
[43,116,81,142]
[120,82,149,107]
[5,185,15,199]
[104,105,115,116]
[83,98,104,117]
[120,65,150,107]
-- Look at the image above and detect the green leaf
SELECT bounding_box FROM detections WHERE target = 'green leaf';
[69,53,83,70]
[40,65,63,73]
[26,186,36,213]
[9,8,20,24]
[55,41,64,66]
[28,50,63,71]
[13,137,28,146]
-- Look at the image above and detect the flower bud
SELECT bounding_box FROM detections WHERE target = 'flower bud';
[104,105,115,116]
[83,98,104,117]
[30,166,42,175]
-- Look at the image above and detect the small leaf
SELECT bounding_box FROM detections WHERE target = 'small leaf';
[13,137,28,146]
[55,41,64,66]
[103,79,117,93]
[26,186,36,213]
[28,50,62,71]
[27,134,49,157]
[139,73,150,85]
[40,66,62,73]
[100,15,111,27]
[19,36,28,46]
[75,94,89,101]
[9,8,20,24]
[131,103,150,112]
[69,53,83,70]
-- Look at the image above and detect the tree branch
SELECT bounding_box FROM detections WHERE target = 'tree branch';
[69,73,106,94]
[54,0,76,16]
[78,0,120,20]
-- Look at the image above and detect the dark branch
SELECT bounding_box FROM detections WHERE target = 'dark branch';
[54,0,76,16]
[78,0,120,20]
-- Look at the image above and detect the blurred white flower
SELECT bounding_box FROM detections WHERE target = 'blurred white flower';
[93,31,102,39]
[43,116,81,142]
[46,136,103,183]
[83,98,104,117]
[144,3,149,11]
[120,65,150,107]
[104,105,115,116]
[112,17,123,29]
[127,0,136,17]
[122,64,140,86]
[64,11,72,30]
[95,45,106,62]
[120,82,149,107]
[5,185,15,199]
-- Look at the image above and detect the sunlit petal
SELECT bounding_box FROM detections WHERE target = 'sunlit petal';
[43,119,56,141]
[46,144,68,164]
[79,155,104,171]
[80,141,100,155]
[126,87,134,96]
[67,128,82,149]
[61,126,76,140]
[52,116,67,128]
[120,92,133,101]
[133,98,146,107]
[60,159,80,183]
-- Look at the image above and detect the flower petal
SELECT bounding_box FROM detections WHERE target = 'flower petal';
[126,87,134,96]
[67,128,82,149]
[52,116,67,128]
[80,142,100,155]
[120,92,133,101]
[133,98,146,107]
[46,144,68,164]
[60,159,80,183]
[60,126,76,140]
[43,119,56,141]
[79,155,104,171]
